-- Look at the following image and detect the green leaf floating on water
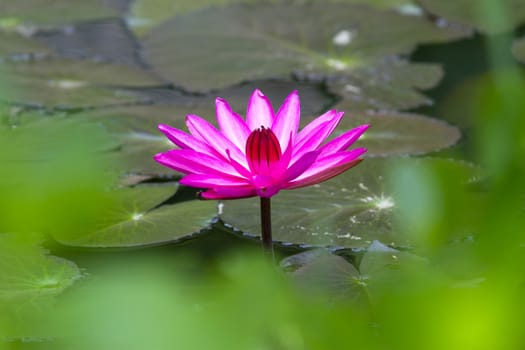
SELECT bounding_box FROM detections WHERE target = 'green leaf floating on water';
[54,184,217,248]
[221,158,404,249]
[130,0,428,36]
[0,116,121,234]
[0,31,51,58]
[0,0,120,27]
[330,109,461,157]
[418,0,525,34]
[0,58,162,109]
[129,0,276,35]
[281,241,428,303]
[221,158,477,249]
[77,80,332,132]
[358,240,431,298]
[0,233,81,300]
[76,80,333,176]
[326,60,444,111]
[141,2,467,91]
[283,249,367,303]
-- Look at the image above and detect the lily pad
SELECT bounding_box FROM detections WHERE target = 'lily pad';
[141,2,466,91]
[75,81,333,176]
[128,0,273,35]
[76,79,332,131]
[220,158,405,249]
[220,158,478,249]
[280,241,429,303]
[54,185,217,247]
[0,58,162,108]
[0,116,116,156]
[0,116,124,234]
[326,59,444,111]
[0,0,120,27]
[111,131,181,176]
[78,80,332,131]
[419,0,525,34]
[0,233,81,300]
[0,30,50,59]
[359,240,430,297]
[284,249,367,303]
[330,109,461,156]
[130,0,426,36]
[512,35,525,64]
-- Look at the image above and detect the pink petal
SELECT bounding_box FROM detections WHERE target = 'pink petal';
[291,112,344,161]
[271,90,300,150]
[154,149,238,177]
[295,109,339,146]
[270,133,294,178]
[226,150,253,178]
[246,89,274,130]
[158,124,219,156]
[216,97,250,152]
[286,158,363,190]
[180,173,249,188]
[201,186,257,200]
[283,150,320,182]
[287,148,367,186]
[186,114,247,167]
[318,124,369,157]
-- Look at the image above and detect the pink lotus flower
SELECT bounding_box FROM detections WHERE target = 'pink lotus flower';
[154,89,368,199]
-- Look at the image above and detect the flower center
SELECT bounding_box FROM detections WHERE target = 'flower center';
[246,126,282,175]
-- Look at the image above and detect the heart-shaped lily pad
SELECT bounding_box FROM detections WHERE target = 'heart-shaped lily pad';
[0,0,121,27]
[359,240,430,298]
[141,2,466,91]
[220,158,404,249]
[418,0,525,34]
[130,0,425,36]
[53,184,217,247]
[111,131,180,176]
[0,58,162,109]
[221,158,477,249]
[330,109,461,156]
[326,59,444,111]
[283,249,367,303]
[77,80,332,132]
[0,30,50,59]
[0,233,81,300]
[128,0,271,35]
[281,240,428,303]
[75,81,333,175]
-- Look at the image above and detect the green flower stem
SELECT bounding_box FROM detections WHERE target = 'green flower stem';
[260,196,274,260]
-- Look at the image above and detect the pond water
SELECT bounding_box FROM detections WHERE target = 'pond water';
[2,1,525,349]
